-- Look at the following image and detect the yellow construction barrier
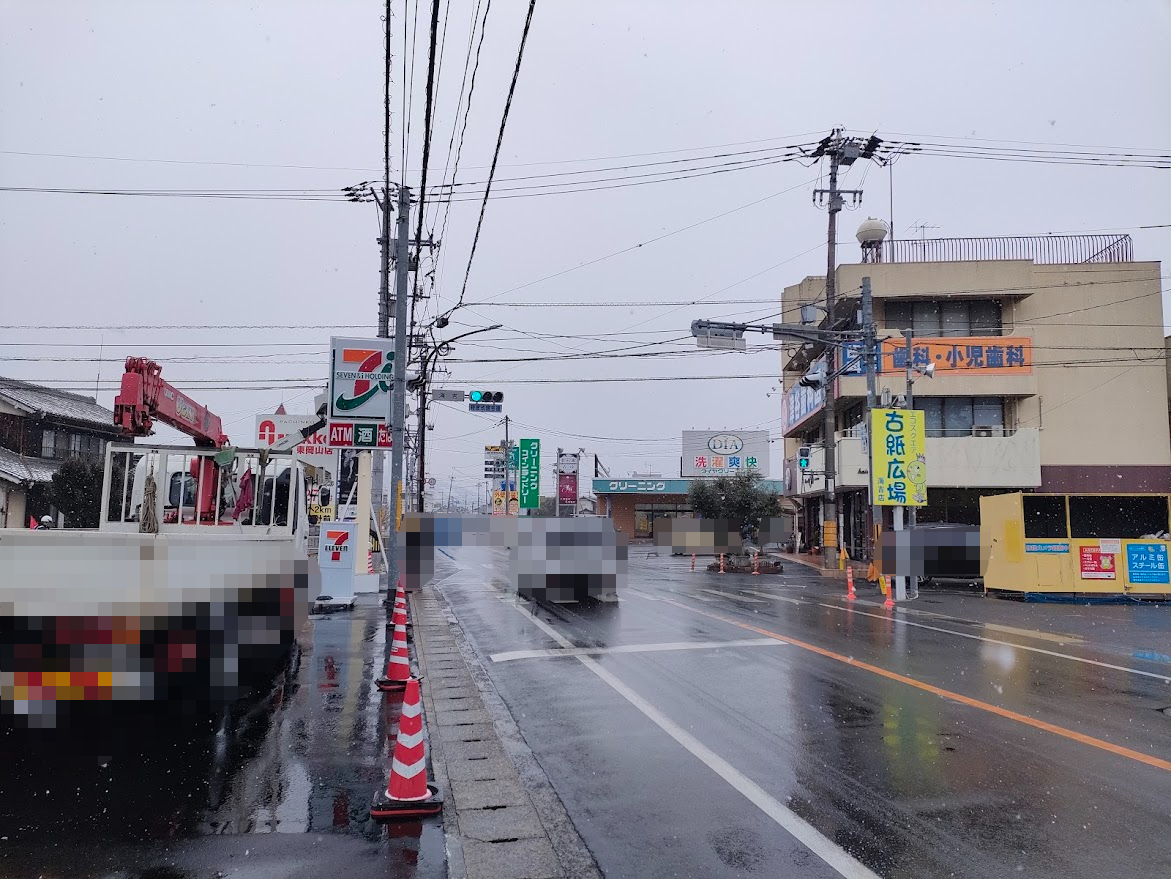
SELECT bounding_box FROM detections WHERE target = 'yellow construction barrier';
[981,492,1171,596]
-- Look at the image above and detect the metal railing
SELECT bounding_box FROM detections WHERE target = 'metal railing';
[101,443,299,534]
[874,234,1133,265]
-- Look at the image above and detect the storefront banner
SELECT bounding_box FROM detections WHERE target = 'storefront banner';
[879,336,1032,375]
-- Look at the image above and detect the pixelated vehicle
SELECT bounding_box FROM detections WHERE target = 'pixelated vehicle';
[1,443,315,728]
[1,359,317,728]
[397,514,627,604]
[514,518,626,604]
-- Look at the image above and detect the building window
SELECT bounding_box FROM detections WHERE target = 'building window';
[41,429,56,458]
[69,434,82,458]
[885,299,1002,337]
[915,397,1005,437]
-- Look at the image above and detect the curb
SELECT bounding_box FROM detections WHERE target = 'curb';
[410,585,602,879]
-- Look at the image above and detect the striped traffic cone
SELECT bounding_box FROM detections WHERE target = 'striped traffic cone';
[370,677,443,820]
[883,575,895,608]
[386,580,412,631]
[846,565,856,601]
[392,600,412,643]
[368,551,375,574]
[376,617,411,691]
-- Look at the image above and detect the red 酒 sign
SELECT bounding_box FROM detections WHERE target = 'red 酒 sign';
[1079,547,1116,580]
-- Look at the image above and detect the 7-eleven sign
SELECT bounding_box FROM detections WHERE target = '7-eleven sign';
[323,529,350,562]
[328,336,396,422]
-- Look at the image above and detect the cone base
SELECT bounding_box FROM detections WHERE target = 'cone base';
[376,677,410,692]
[370,783,443,820]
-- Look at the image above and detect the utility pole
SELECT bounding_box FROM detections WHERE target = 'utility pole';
[388,184,411,598]
[810,129,874,570]
[555,447,563,519]
[502,416,511,516]
[814,138,844,570]
[417,381,427,512]
[861,276,879,564]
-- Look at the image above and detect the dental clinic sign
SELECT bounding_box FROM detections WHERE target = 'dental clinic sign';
[682,431,769,478]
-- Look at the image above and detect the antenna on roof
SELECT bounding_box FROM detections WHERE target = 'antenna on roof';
[95,334,104,401]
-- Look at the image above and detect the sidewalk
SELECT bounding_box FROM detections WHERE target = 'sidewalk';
[409,585,602,879]
[776,551,852,579]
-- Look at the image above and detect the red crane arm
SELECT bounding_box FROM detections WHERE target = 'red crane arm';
[113,357,229,447]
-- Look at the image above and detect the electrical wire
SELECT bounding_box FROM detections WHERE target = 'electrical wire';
[451,0,536,315]
[469,176,817,305]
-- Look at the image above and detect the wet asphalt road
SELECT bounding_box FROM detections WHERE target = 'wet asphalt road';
[434,544,1171,879]
[0,599,446,879]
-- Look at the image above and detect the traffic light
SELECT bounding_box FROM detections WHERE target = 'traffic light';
[798,446,811,470]
[469,390,504,403]
[798,367,826,389]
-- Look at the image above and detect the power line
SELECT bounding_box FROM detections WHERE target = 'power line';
[469,176,817,305]
[15,353,1169,395]
[451,0,537,314]
[412,0,442,273]
[426,142,815,192]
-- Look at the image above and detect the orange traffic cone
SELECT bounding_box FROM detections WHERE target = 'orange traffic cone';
[846,565,856,601]
[883,575,895,608]
[387,580,412,630]
[370,677,443,820]
[752,553,760,576]
[377,617,411,691]
[392,600,413,643]
[719,553,726,574]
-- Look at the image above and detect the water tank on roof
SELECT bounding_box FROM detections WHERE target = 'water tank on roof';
[856,218,890,244]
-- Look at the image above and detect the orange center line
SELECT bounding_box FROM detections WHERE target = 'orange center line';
[659,596,1171,774]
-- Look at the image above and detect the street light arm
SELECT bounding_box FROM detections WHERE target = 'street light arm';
[691,318,859,345]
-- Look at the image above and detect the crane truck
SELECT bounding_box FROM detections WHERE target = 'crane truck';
[1,358,325,728]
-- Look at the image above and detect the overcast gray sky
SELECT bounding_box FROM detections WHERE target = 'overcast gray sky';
[2,0,1169,504]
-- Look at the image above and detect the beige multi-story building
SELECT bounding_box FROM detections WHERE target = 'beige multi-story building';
[779,232,1169,561]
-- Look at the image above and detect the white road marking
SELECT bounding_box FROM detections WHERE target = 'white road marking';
[625,589,661,601]
[817,602,1171,683]
[845,597,1081,643]
[740,590,804,605]
[698,588,766,603]
[510,605,880,879]
[490,638,783,663]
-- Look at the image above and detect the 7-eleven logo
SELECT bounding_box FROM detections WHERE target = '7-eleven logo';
[324,530,350,561]
[334,347,394,412]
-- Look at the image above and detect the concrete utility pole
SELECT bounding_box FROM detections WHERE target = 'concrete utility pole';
[555,447,563,519]
[861,276,879,563]
[502,416,511,516]
[368,185,392,540]
[810,129,876,570]
[388,184,411,597]
[416,383,427,512]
